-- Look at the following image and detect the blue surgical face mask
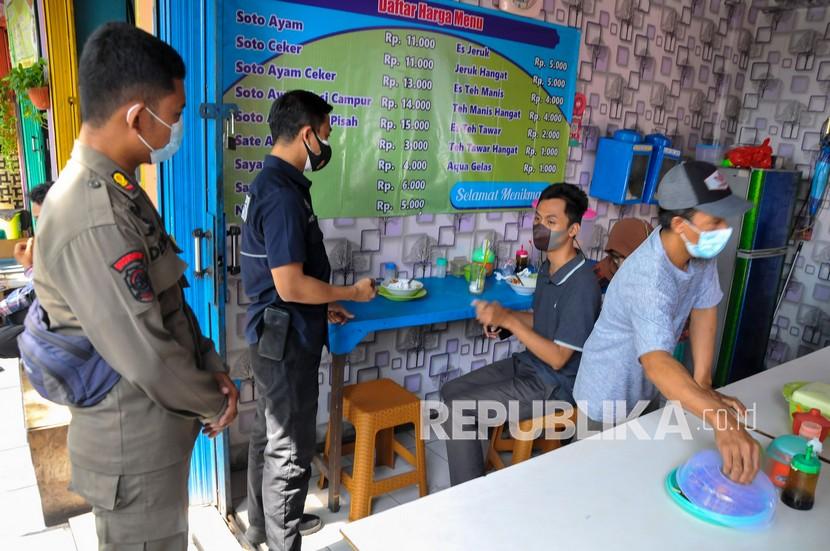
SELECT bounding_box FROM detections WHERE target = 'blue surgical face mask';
[681,221,733,259]
[127,104,184,164]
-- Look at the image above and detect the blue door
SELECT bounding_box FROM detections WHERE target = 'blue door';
[157,0,231,514]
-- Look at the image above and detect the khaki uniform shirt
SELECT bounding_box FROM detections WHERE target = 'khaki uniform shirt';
[34,142,227,475]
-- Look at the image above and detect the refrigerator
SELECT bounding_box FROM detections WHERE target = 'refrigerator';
[713,168,799,386]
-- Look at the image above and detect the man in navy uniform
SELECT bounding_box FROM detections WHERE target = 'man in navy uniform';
[241,90,375,551]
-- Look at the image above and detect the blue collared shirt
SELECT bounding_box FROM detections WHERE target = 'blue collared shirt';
[240,155,332,352]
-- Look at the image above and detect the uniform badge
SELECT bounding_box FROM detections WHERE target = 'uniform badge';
[112,171,135,192]
[112,251,154,303]
[241,195,251,222]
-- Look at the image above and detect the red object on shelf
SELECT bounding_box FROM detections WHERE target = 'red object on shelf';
[792,408,830,443]
[724,138,773,169]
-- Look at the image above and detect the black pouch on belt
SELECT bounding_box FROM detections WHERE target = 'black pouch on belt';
[259,306,291,361]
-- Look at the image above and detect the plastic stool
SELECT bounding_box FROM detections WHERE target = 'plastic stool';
[319,379,428,520]
[486,407,577,470]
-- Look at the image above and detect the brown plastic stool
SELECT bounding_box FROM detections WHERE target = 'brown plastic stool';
[486,406,577,470]
[319,379,428,520]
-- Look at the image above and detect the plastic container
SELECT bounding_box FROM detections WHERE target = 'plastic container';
[449,257,467,277]
[765,435,808,488]
[434,258,447,279]
[792,408,830,443]
[782,439,822,511]
[673,449,776,528]
[381,262,397,283]
[792,381,830,416]
[695,143,725,165]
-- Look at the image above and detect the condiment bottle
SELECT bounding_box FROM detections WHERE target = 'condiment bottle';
[764,435,807,488]
[515,245,529,273]
[434,257,447,279]
[381,262,397,283]
[782,438,823,510]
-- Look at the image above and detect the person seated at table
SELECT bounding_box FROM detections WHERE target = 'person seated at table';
[593,217,653,290]
[440,183,602,487]
[574,161,761,484]
[0,182,51,359]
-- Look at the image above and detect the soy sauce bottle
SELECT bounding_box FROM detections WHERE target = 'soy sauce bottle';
[515,245,529,273]
[782,438,822,511]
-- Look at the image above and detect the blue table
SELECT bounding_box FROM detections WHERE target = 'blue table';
[318,276,533,512]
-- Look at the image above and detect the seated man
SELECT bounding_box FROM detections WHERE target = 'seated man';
[441,183,602,486]
[574,161,760,483]
[0,182,52,358]
[593,217,653,290]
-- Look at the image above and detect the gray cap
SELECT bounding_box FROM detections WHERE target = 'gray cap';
[656,160,752,219]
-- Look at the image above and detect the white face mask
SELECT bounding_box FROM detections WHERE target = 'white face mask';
[681,221,733,259]
[127,104,184,164]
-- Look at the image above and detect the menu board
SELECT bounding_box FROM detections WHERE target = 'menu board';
[222,0,580,220]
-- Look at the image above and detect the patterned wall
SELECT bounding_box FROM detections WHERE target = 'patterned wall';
[223,0,783,467]
[0,155,24,210]
[736,5,830,367]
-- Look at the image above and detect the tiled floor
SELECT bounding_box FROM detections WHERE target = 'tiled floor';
[2,357,465,551]
[1,358,239,551]
[0,359,46,542]
[234,428,454,551]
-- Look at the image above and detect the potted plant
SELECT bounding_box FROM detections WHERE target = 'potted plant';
[5,59,49,116]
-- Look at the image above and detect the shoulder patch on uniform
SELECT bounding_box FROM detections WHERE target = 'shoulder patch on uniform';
[112,171,135,192]
[112,251,154,303]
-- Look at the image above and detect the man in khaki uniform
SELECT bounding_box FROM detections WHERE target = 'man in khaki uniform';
[33,23,238,550]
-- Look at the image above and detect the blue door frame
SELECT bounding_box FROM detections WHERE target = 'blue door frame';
[157,0,231,514]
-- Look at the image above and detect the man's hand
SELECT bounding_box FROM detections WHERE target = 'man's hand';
[328,302,355,325]
[14,238,34,270]
[714,421,761,484]
[474,300,511,329]
[351,278,377,302]
[706,388,748,419]
[202,372,239,438]
[483,325,501,339]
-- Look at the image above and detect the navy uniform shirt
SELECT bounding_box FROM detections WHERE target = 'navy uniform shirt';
[240,155,332,352]
[516,252,602,403]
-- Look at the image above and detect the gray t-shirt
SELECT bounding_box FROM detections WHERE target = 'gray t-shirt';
[573,228,722,421]
[517,253,602,403]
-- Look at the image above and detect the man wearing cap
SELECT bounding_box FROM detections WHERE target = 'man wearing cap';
[574,161,761,484]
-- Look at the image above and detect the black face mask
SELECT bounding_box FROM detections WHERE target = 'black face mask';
[532,223,569,252]
[303,130,332,172]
